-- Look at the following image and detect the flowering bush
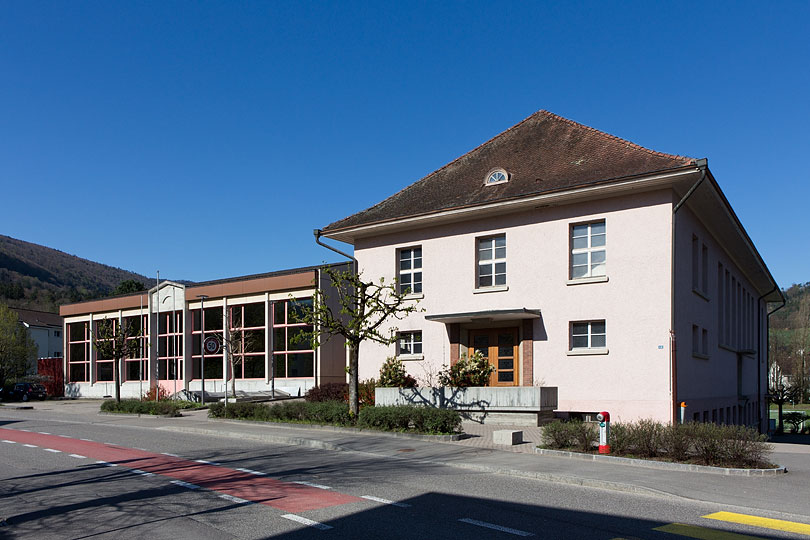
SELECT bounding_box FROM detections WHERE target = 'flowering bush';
[438,351,494,387]
[379,357,418,388]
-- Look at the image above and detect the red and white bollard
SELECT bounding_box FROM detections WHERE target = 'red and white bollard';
[597,411,610,454]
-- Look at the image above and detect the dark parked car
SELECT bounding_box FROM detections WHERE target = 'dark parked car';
[9,383,47,402]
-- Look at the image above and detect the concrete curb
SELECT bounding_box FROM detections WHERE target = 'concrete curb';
[427,460,675,498]
[159,425,345,451]
[535,448,786,476]
[207,417,465,441]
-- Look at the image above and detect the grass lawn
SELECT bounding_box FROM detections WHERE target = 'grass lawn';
[769,403,810,412]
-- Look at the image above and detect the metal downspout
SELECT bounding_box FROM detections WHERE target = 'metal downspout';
[671,158,708,423]
[314,229,357,274]
[313,229,358,389]
[757,285,785,433]
[760,287,786,431]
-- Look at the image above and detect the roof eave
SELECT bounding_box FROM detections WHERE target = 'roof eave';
[323,166,699,244]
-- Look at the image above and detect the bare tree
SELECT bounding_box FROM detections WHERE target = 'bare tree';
[92,317,142,403]
[768,362,799,434]
[293,266,422,417]
[218,309,262,403]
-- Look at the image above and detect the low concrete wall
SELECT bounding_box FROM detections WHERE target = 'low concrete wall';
[375,386,558,426]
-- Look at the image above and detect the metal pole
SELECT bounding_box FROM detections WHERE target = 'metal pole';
[155,271,159,401]
[139,294,143,399]
[198,295,208,405]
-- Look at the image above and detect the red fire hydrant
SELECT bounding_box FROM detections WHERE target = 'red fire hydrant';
[597,411,610,454]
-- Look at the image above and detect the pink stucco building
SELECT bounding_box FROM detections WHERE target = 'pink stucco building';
[321,111,782,429]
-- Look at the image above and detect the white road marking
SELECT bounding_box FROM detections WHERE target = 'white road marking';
[281,514,332,531]
[293,481,332,490]
[43,448,61,453]
[2,440,16,444]
[219,494,250,504]
[161,452,179,457]
[235,467,267,476]
[194,459,221,465]
[58,434,71,438]
[130,469,154,476]
[80,438,93,442]
[96,461,118,467]
[23,444,38,448]
[171,480,201,490]
[38,432,50,435]
[19,429,31,432]
[459,518,534,537]
[69,454,86,459]
[360,495,411,507]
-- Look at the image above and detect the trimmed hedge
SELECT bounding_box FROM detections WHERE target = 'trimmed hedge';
[358,405,461,434]
[540,418,774,469]
[209,400,461,435]
[100,399,181,417]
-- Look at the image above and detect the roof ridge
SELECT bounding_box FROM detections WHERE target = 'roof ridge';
[324,109,695,231]
[329,111,546,227]
[540,110,694,162]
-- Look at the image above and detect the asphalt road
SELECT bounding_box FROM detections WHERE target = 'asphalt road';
[1,408,808,539]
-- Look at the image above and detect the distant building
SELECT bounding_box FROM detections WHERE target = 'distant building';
[59,265,348,399]
[13,308,63,361]
[320,110,783,430]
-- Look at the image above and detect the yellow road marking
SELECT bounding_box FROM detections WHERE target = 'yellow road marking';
[703,511,810,536]
[653,523,765,540]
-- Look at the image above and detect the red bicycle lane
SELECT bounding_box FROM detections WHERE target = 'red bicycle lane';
[0,427,361,513]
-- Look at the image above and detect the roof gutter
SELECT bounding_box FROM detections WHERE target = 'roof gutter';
[323,167,698,243]
[671,158,708,423]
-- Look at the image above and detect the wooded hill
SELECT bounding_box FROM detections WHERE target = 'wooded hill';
[769,282,810,332]
[0,235,152,312]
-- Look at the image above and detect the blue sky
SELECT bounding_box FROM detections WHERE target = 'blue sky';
[1,1,808,288]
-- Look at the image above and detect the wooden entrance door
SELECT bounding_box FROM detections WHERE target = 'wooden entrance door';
[469,327,519,386]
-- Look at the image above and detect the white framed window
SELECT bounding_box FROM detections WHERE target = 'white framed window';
[477,235,506,288]
[571,221,606,279]
[485,168,509,186]
[570,320,606,350]
[398,247,422,295]
[397,331,422,357]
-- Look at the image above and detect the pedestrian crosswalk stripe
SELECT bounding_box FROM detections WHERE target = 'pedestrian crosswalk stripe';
[654,523,765,539]
[702,511,810,536]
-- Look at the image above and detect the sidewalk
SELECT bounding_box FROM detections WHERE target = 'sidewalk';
[5,400,809,518]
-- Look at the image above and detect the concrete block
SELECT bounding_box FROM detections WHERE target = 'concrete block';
[493,430,523,445]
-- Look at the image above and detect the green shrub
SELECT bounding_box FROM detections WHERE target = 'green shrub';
[661,422,692,461]
[570,420,597,452]
[630,418,664,458]
[438,351,494,387]
[379,357,418,388]
[209,400,355,426]
[783,412,806,434]
[101,399,180,417]
[608,422,632,455]
[720,425,771,468]
[541,421,574,449]
[305,383,348,403]
[358,405,461,434]
[359,378,377,406]
[691,422,726,466]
